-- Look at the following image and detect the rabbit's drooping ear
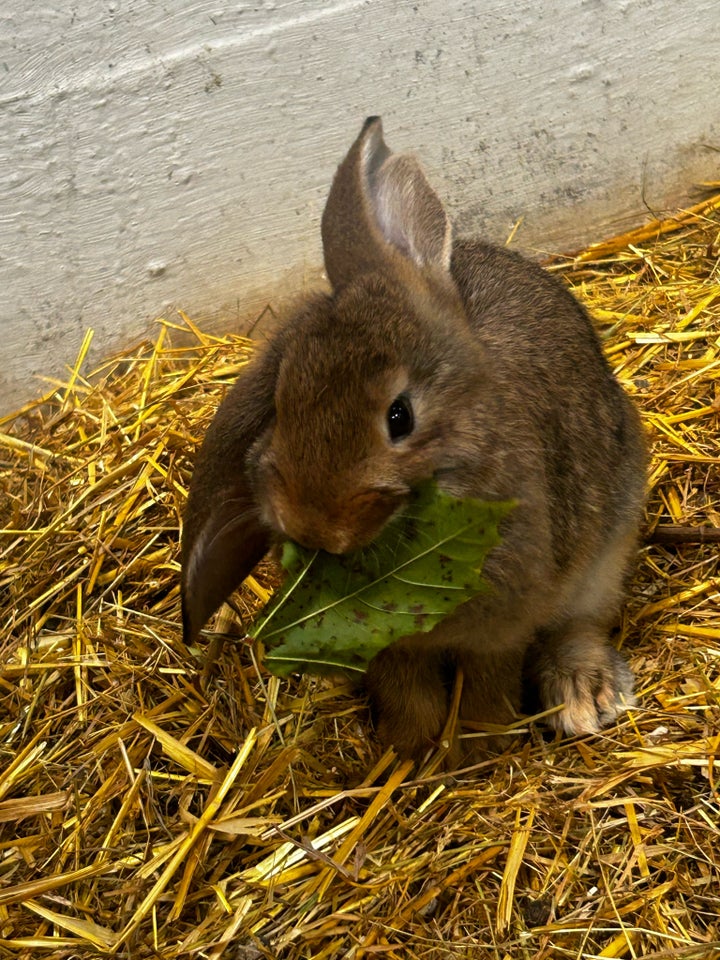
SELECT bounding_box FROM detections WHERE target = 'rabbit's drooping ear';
[180,354,277,645]
[321,116,452,290]
[181,489,269,646]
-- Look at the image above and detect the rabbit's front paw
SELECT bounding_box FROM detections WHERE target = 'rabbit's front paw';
[530,633,636,736]
[364,639,453,761]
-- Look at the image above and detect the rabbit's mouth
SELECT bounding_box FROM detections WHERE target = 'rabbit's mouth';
[261,480,410,556]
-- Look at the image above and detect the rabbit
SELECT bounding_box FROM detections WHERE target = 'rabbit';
[181,116,647,762]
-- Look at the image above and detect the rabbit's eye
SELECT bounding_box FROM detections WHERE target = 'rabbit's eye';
[387,396,414,441]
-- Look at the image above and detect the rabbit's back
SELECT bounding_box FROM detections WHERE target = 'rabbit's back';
[451,238,646,548]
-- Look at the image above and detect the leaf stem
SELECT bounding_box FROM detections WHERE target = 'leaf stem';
[251,549,318,638]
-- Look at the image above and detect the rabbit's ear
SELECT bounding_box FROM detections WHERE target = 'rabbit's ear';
[181,354,277,645]
[321,116,452,289]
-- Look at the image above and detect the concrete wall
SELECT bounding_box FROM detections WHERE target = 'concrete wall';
[2,0,719,413]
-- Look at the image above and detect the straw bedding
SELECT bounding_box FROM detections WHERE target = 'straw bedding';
[1,192,719,959]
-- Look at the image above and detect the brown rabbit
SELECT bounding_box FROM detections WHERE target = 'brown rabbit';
[181,117,646,761]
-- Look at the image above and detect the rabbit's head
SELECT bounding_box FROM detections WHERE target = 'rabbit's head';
[181,118,488,642]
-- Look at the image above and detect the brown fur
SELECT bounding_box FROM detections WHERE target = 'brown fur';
[181,117,647,762]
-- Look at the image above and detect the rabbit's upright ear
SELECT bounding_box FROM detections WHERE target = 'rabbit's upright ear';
[180,352,277,645]
[321,116,452,289]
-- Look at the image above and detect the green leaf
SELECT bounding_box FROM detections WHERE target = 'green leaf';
[251,483,514,677]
